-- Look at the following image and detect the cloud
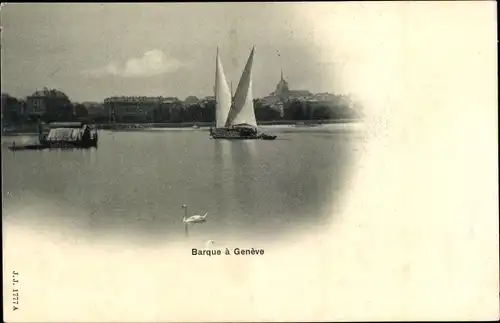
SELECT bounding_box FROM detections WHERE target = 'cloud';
[83,49,185,78]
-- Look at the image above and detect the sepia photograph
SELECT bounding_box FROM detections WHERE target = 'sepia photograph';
[2,2,498,322]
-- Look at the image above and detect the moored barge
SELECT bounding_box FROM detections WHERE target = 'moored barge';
[8,121,98,151]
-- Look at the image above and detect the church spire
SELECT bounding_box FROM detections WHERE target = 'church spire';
[272,67,289,97]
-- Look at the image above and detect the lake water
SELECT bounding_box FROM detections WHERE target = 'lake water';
[2,123,365,245]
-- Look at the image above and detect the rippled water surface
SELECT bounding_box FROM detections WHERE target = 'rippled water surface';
[2,123,364,244]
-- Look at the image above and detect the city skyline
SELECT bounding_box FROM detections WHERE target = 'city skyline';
[1,71,350,104]
[1,3,360,102]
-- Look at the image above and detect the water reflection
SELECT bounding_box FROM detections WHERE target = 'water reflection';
[230,141,258,218]
[2,127,360,244]
[213,141,233,220]
[81,147,98,167]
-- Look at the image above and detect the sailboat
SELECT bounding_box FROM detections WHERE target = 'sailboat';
[210,47,276,140]
[211,47,232,134]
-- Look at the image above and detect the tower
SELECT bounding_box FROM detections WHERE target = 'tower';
[273,68,289,97]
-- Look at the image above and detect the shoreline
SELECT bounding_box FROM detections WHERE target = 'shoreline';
[97,118,361,129]
[2,118,362,136]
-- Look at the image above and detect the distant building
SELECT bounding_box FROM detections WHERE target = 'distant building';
[199,96,215,108]
[260,95,281,105]
[104,96,182,123]
[270,69,312,99]
[158,97,183,122]
[202,96,215,102]
[81,101,105,119]
[184,96,200,105]
[309,92,341,103]
[271,70,289,97]
[25,88,73,121]
[312,92,337,102]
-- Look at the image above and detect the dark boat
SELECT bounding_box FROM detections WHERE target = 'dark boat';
[9,121,98,151]
[259,133,277,140]
[210,126,276,140]
[39,121,98,148]
[8,144,47,151]
[8,142,84,151]
[210,124,259,140]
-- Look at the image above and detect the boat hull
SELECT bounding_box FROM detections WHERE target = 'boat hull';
[40,139,98,149]
[8,145,48,151]
[9,140,98,151]
[210,133,277,140]
[211,135,260,140]
[260,134,277,140]
[209,124,276,140]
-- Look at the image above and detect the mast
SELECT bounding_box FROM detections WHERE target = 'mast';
[214,46,219,97]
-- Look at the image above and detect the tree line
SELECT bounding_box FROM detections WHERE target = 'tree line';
[2,91,363,127]
[108,99,362,124]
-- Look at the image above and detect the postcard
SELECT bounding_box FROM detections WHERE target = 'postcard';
[2,2,498,322]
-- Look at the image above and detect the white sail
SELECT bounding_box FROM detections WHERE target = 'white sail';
[225,47,257,128]
[214,48,232,128]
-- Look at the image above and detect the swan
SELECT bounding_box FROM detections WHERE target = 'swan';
[205,240,215,250]
[182,204,208,224]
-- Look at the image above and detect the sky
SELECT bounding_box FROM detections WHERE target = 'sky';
[1,2,495,108]
[1,3,353,102]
